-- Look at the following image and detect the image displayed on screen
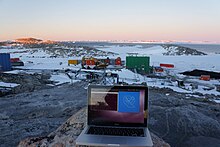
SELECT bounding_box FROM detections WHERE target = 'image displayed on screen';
[89,88,145,124]
[118,91,140,113]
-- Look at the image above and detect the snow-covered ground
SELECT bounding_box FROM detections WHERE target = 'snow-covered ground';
[97,45,220,72]
[50,73,79,85]
[1,45,220,102]
[98,45,220,98]
[108,68,220,96]
[0,82,19,88]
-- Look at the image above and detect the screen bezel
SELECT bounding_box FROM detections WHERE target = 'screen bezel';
[87,84,148,127]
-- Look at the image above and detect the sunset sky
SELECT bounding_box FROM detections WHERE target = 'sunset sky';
[1,0,220,42]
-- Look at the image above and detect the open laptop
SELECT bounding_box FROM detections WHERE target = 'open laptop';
[76,85,153,147]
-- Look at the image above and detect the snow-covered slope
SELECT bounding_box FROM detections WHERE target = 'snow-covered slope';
[1,43,220,98]
[96,45,168,58]
[96,45,220,73]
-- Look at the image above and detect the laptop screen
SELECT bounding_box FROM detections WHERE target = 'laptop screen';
[88,85,148,127]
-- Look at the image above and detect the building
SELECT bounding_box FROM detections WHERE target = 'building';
[126,54,150,74]
[0,53,11,71]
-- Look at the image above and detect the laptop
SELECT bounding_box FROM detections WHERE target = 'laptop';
[76,85,153,147]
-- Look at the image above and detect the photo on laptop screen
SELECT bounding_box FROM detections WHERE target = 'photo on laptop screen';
[88,87,146,124]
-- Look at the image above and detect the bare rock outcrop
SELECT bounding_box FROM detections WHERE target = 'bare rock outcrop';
[18,107,170,147]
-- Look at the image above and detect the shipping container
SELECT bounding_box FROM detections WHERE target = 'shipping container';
[86,60,95,65]
[154,66,164,72]
[160,63,174,68]
[68,59,78,65]
[200,75,210,81]
[177,80,184,87]
[115,57,122,66]
[0,53,11,71]
[10,58,20,62]
[126,56,150,73]
[11,61,24,66]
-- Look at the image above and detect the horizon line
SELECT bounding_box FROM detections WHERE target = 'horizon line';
[1,37,220,45]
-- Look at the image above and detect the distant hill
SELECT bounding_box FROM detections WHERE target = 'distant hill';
[162,44,207,56]
[16,38,43,44]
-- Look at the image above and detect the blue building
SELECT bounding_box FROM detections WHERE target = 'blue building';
[0,53,11,71]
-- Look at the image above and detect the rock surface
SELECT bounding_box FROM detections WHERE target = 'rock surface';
[149,87,220,147]
[18,107,170,147]
[0,82,88,147]
[1,82,220,147]
[0,72,52,96]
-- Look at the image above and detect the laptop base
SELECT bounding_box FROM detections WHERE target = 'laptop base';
[76,126,153,147]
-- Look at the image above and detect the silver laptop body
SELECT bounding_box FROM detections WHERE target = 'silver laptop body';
[76,85,153,147]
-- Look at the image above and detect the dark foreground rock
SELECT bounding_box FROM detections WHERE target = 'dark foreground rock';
[1,82,220,147]
[182,136,220,147]
[0,72,52,96]
[0,82,87,147]
[18,108,170,147]
[149,88,220,147]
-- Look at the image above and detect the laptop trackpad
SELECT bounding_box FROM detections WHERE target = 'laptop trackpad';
[101,137,127,144]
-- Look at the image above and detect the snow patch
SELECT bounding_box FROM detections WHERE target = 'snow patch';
[50,73,78,85]
[0,82,19,88]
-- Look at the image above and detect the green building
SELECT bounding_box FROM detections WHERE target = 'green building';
[126,55,150,74]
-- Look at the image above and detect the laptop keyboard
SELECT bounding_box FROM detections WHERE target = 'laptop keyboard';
[87,126,145,137]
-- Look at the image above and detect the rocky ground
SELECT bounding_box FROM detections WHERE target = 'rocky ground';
[149,87,220,147]
[0,82,87,147]
[18,107,170,147]
[0,72,52,97]
[0,82,220,147]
